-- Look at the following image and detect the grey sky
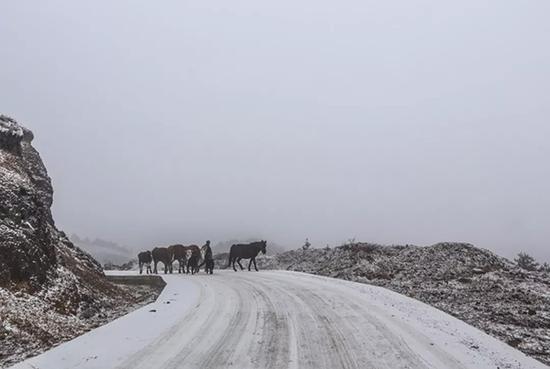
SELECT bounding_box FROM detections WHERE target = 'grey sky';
[1,0,549,261]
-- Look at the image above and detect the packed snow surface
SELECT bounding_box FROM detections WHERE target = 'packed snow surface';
[10,270,548,369]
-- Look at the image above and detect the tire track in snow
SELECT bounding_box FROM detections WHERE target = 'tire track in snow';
[252,272,420,369]
[278,272,468,369]
[259,272,467,369]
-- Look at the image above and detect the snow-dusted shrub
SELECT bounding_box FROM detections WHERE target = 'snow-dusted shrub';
[515,252,539,271]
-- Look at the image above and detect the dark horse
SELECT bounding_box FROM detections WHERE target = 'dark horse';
[198,240,214,274]
[186,245,201,274]
[168,244,187,273]
[152,247,172,274]
[138,251,152,274]
[228,240,267,272]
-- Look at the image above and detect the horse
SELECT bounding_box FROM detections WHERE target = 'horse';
[168,244,187,273]
[138,251,152,274]
[198,241,214,274]
[185,245,202,274]
[228,240,267,272]
[152,247,172,274]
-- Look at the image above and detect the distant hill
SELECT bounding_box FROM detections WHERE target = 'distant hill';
[70,234,133,265]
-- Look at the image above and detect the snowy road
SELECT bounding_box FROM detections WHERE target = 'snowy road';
[11,270,547,369]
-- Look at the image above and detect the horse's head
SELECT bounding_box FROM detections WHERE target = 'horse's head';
[260,240,267,254]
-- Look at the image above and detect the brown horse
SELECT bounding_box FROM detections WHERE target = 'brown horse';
[138,251,152,274]
[185,245,201,274]
[168,244,187,273]
[152,247,172,274]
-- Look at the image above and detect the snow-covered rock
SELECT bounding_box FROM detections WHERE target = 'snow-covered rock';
[0,116,136,367]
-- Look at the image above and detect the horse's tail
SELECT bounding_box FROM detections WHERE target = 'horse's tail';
[227,247,234,267]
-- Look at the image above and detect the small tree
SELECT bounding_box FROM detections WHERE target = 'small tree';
[540,262,550,273]
[346,238,357,246]
[515,252,539,271]
[302,238,311,251]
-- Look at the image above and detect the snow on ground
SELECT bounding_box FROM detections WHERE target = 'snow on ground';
[8,272,199,369]
[256,243,550,363]
[10,270,548,369]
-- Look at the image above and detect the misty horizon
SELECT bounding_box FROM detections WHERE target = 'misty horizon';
[2,1,549,262]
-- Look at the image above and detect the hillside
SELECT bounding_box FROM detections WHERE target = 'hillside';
[70,234,134,265]
[0,116,138,367]
[255,242,550,365]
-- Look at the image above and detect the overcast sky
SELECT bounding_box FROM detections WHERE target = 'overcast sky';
[1,0,549,261]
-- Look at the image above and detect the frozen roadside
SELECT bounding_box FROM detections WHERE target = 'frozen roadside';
[10,272,200,369]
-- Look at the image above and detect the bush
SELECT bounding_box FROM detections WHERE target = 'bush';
[515,252,539,271]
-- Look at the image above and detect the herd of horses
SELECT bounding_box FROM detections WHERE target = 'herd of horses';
[137,240,268,275]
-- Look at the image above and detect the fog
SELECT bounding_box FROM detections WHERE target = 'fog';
[1,0,549,261]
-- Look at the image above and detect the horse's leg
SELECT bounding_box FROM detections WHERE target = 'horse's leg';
[232,257,237,272]
[248,258,252,271]
[154,261,158,274]
[253,257,258,271]
[237,258,244,270]
[139,262,143,274]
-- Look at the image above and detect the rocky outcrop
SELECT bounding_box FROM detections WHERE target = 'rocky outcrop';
[0,115,134,367]
[0,115,56,288]
[257,242,550,365]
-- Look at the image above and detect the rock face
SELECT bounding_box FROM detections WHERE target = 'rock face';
[257,242,550,365]
[0,115,133,366]
[0,114,108,290]
[0,115,57,288]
